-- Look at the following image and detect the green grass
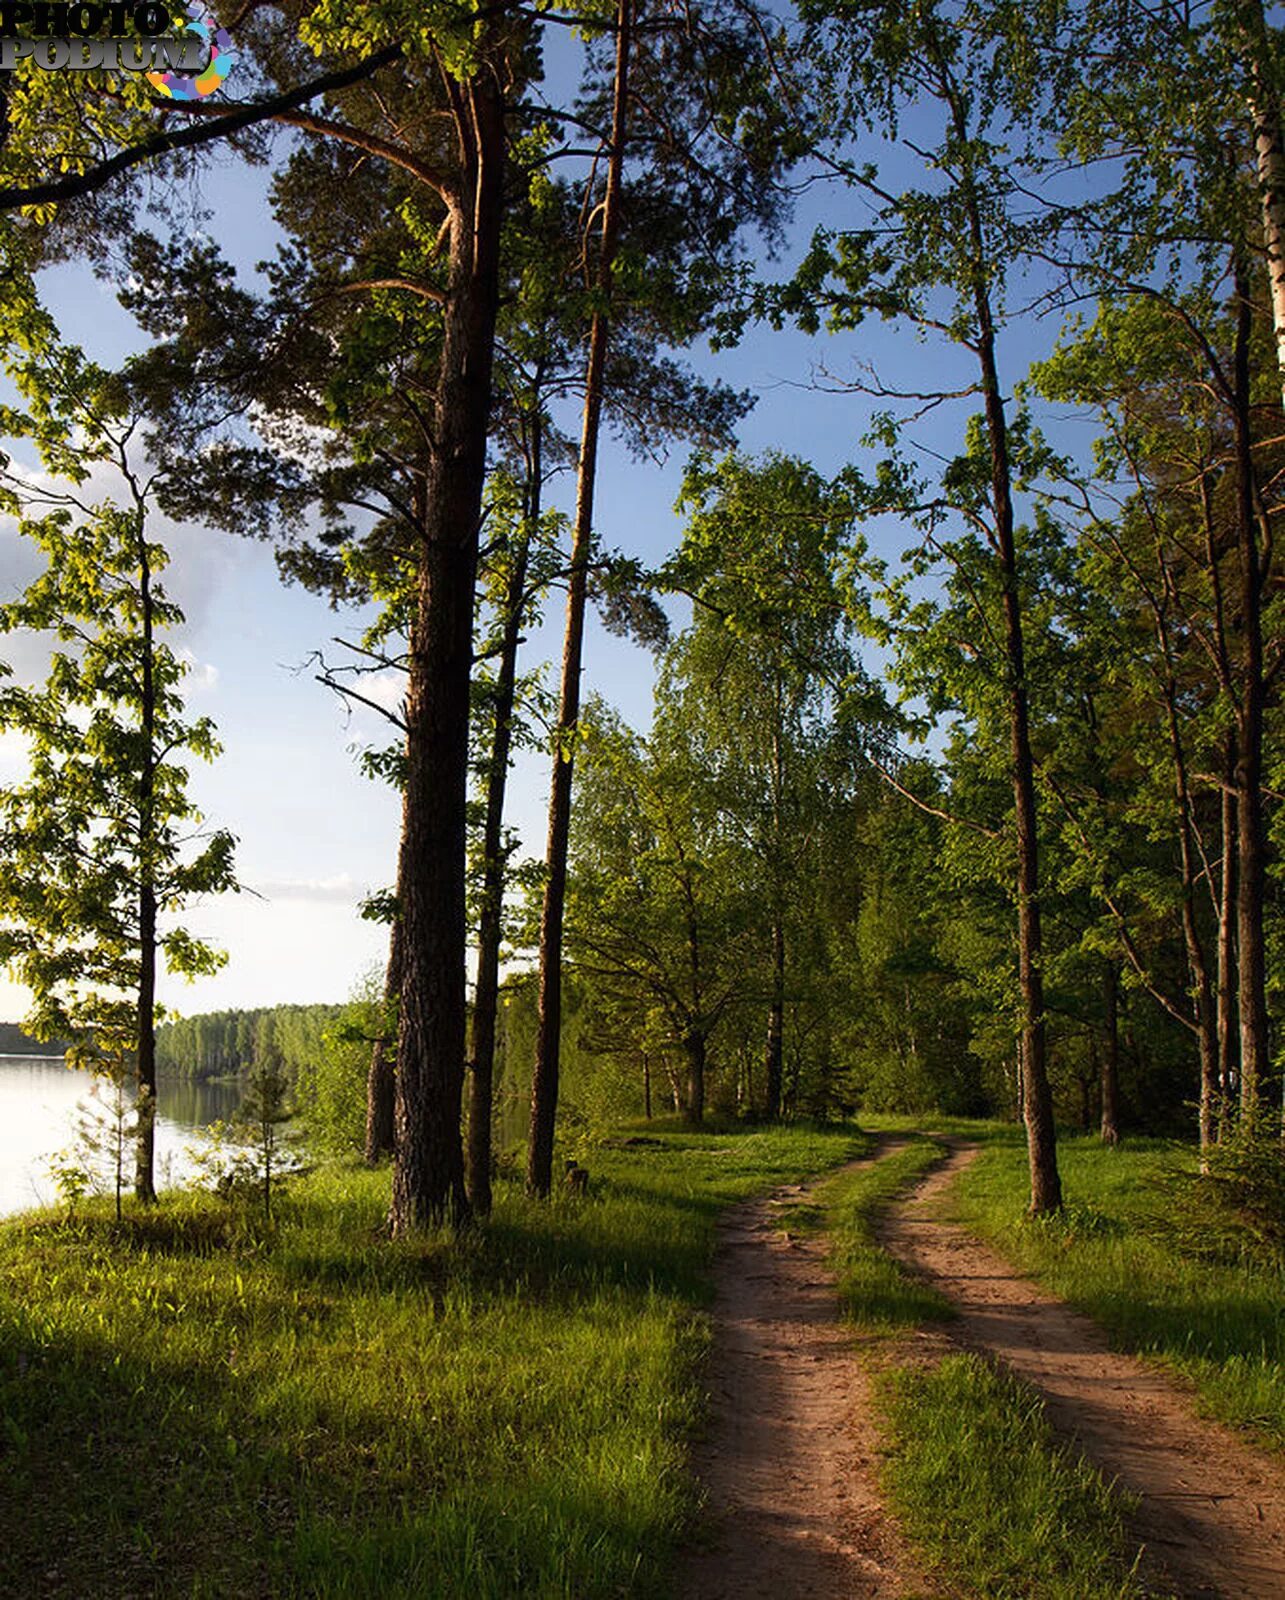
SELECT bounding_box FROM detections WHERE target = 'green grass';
[813,1125,1157,1598]
[878,1354,1150,1600]
[0,1121,865,1598]
[950,1132,1285,1452]
[812,1134,954,1331]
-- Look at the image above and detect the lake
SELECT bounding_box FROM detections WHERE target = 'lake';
[0,1055,244,1217]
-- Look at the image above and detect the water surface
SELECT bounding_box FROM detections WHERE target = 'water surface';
[0,1055,243,1217]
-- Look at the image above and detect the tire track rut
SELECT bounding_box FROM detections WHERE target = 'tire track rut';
[675,1141,937,1599]
[880,1141,1285,1599]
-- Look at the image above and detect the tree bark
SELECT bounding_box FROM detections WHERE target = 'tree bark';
[1157,632,1219,1152]
[135,511,158,1204]
[974,264,1062,1213]
[763,684,785,1120]
[1100,962,1120,1146]
[1243,0,1285,409]
[390,62,507,1235]
[684,1030,706,1126]
[528,0,632,1197]
[1216,732,1239,1127]
[763,918,785,1121]
[1230,255,1270,1116]
[364,916,401,1164]
[468,414,541,1214]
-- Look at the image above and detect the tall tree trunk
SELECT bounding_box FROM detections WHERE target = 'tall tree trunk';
[135,513,157,1204]
[684,1030,706,1126]
[1243,0,1285,409]
[364,917,402,1164]
[1158,641,1219,1152]
[930,37,1060,1209]
[1100,962,1120,1146]
[763,918,785,1120]
[1230,254,1270,1116]
[763,683,785,1120]
[972,252,1062,1213]
[468,414,541,1214]
[1217,731,1239,1126]
[390,65,507,1234]
[528,0,632,1196]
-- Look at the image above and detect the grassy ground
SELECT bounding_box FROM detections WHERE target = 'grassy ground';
[946,1129,1285,1452]
[816,1127,1153,1600]
[878,1356,1148,1600]
[0,1121,864,1599]
[810,1134,953,1331]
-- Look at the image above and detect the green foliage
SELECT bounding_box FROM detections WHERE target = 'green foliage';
[878,1355,1146,1600]
[226,1057,296,1223]
[1161,1113,1285,1270]
[0,488,232,1049]
[295,980,387,1159]
[156,1004,346,1082]
[65,1064,139,1223]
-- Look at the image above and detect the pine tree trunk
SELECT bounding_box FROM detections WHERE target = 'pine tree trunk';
[135,515,158,1205]
[1230,256,1270,1117]
[364,917,401,1164]
[528,0,632,1197]
[468,418,541,1214]
[1159,652,1219,1151]
[390,66,507,1235]
[1100,962,1120,1145]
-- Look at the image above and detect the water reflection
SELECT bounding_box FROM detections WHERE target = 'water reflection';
[0,1056,244,1218]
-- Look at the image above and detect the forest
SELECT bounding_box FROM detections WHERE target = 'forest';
[0,1,1283,1596]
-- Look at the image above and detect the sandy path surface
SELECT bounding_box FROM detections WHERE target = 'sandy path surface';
[674,1150,936,1600]
[880,1142,1285,1599]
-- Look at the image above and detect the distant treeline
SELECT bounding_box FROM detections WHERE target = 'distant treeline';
[156,1005,345,1082]
[0,1021,65,1056]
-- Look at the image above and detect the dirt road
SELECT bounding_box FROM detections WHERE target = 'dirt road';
[675,1150,935,1599]
[880,1142,1285,1598]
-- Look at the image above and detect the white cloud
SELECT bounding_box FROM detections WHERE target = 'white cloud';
[0,728,29,765]
[245,872,366,905]
[355,670,406,717]
[178,647,219,691]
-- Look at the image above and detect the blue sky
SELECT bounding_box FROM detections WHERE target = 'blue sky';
[0,81,1088,1024]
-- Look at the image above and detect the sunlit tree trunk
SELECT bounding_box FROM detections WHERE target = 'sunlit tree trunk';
[135,512,158,1204]
[469,413,542,1214]
[529,0,632,1196]
[391,66,507,1234]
